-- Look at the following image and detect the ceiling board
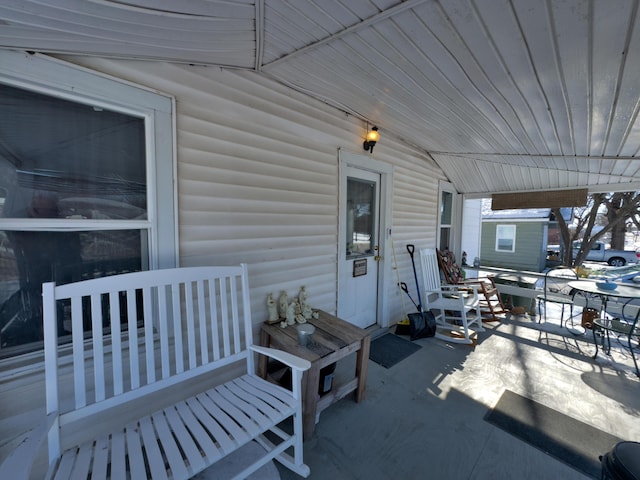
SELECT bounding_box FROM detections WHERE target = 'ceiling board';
[0,0,639,195]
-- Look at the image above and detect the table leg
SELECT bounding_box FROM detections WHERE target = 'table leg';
[257,329,270,379]
[355,335,370,402]
[302,363,320,440]
[592,324,600,359]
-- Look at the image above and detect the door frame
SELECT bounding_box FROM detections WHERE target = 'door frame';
[337,148,393,328]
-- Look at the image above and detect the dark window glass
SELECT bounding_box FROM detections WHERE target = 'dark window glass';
[0,83,147,356]
[346,178,376,258]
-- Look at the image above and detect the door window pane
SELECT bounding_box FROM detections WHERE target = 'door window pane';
[346,178,376,258]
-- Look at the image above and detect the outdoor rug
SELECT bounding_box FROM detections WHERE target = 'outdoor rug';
[369,334,421,369]
[485,389,622,478]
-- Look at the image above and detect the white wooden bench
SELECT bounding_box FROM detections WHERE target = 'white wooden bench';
[0,264,311,479]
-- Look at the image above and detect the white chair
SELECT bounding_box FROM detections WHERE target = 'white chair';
[419,247,483,344]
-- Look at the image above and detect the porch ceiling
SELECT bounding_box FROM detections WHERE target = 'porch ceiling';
[1,0,640,195]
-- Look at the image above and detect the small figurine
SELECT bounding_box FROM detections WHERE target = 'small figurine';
[298,286,308,310]
[311,310,319,319]
[302,303,313,320]
[279,291,289,319]
[286,301,296,325]
[267,293,279,323]
[279,320,288,328]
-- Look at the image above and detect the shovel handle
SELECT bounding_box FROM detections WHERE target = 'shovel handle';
[399,282,409,293]
[406,244,415,256]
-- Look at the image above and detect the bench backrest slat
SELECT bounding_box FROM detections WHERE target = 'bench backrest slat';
[220,279,231,356]
[157,285,170,380]
[71,297,86,408]
[44,264,252,461]
[143,285,156,384]
[91,294,105,402]
[209,279,221,361]
[197,280,208,365]
[127,287,140,390]
[110,291,123,395]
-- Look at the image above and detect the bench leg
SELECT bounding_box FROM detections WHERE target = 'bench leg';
[355,335,370,402]
[257,330,270,378]
[302,364,320,440]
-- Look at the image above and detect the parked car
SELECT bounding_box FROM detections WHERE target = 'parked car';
[589,264,640,286]
[573,241,639,266]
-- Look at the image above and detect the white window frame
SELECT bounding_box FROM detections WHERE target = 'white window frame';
[495,224,516,252]
[0,50,177,367]
[437,181,461,253]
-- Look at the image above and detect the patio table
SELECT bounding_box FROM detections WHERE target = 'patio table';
[568,280,640,376]
[568,280,640,319]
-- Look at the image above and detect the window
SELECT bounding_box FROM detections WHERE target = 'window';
[439,190,453,251]
[0,51,176,358]
[346,177,376,258]
[496,225,516,252]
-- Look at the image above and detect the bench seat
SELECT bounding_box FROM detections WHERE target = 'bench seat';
[50,374,299,479]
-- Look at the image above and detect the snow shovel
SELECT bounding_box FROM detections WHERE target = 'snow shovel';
[398,281,421,312]
[406,244,424,312]
[404,244,436,339]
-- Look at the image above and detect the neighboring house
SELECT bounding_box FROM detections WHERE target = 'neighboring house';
[481,208,572,272]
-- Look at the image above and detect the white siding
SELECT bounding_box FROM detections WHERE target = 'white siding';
[55,56,447,327]
[0,56,447,460]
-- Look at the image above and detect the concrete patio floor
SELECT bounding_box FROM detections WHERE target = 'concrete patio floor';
[277,306,640,480]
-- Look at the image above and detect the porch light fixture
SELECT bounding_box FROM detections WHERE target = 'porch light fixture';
[363,126,379,153]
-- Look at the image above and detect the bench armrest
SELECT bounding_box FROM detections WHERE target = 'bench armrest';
[0,412,56,480]
[441,284,479,293]
[250,345,311,372]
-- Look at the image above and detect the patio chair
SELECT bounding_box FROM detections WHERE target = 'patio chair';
[592,297,640,377]
[419,247,483,344]
[536,265,578,326]
[436,248,507,321]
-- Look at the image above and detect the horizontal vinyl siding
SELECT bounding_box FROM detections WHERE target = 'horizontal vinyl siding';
[384,142,444,320]
[57,57,446,328]
[0,56,447,460]
[177,69,341,322]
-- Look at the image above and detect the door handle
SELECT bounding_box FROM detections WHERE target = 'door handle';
[374,255,383,262]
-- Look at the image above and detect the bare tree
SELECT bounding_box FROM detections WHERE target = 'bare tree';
[552,191,640,267]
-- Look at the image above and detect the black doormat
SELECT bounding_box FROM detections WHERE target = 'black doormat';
[485,389,622,478]
[369,334,421,368]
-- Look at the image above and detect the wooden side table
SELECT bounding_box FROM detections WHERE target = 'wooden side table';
[257,310,370,440]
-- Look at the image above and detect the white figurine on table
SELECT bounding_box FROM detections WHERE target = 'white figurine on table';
[298,286,308,310]
[279,291,288,319]
[267,293,279,323]
[286,301,296,325]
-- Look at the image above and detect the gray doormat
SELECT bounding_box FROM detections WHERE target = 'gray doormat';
[369,334,421,368]
[485,389,622,478]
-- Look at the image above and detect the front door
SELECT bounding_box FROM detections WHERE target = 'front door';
[338,166,380,329]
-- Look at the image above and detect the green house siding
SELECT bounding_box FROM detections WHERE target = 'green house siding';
[481,221,547,272]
